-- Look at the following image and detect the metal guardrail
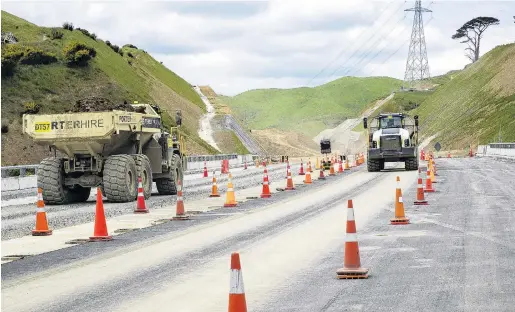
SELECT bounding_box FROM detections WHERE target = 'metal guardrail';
[1,154,257,178]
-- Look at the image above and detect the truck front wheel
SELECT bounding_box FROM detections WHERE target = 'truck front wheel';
[103,155,138,202]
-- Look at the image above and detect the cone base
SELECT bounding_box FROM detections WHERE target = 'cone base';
[424,189,436,193]
[172,215,190,221]
[224,203,238,207]
[414,200,429,205]
[318,177,326,180]
[299,173,305,175]
[209,194,221,197]
[336,267,369,279]
[285,187,296,190]
[89,236,113,241]
[32,229,53,236]
[304,181,312,184]
[329,173,336,176]
[134,208,149,213]
[390,218,410,225]
[260,194,272,198]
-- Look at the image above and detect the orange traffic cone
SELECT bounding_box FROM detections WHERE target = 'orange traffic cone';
[32,188,53,236]
[424,169,435,193]
[285,163,295,190]
[172,179,190,220]
[209,172,221,197]
[447,152,451,158]
[319,165,326,180]
[430,161,437,183]
[338,160,344,173]
[224,173,238,207]
[432,159,438,177]
[391,176,410,225]
[304,169,312,184]
[90,187,113,241]
[228,252,247,312]
[307,161,312,173]
[336,199,369,279]
[345,158,350,170]
[134,177,149,213]
[329,161,336,176]
[261,168,272,198]
[299,161,305,175]
[414,169,428,205]
[203,161,208,178]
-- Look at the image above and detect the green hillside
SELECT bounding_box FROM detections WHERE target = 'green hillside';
[221,76,402,137]
[354,44,515,151]
[1,11,220,165]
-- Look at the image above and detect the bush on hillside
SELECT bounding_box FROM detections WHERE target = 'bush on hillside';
[105,40,112,47]
[1,45,57,72]
[1,125,8,134]
[23,101,41,114]
[51,28,64,39]
[124,44,138,49]
[19,49,57,65]
[110,44,120,53]
[63,41,96,67]
[1,58,17,77]
[62,22,74,31]
[118,50,123,56]
[90,33,97,40]
[127,52,134,58]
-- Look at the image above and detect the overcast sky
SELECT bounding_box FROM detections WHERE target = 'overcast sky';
[2,0,514,96]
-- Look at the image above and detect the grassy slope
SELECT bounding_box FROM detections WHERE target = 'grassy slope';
[1,11,218,165]
[414,43,515,151]
[221,76,402,138]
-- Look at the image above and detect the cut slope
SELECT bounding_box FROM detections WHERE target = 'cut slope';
[1,11,217,166]
[221,76,402,138]
[413,43,515,151]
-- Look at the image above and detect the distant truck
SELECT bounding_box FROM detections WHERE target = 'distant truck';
[363,112,419,172]
[22,104,187,205]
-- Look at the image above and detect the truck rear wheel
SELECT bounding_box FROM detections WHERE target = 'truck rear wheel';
[405,157,418,171]
[367,159,381,172]
[38,157,74,205]
[131,154,152,199]
[103,155,138,202]
[156,154,183,195]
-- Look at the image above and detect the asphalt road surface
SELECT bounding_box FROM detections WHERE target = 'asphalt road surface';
[2,157,514,312]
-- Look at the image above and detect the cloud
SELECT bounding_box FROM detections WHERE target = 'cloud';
[2,0,514,96]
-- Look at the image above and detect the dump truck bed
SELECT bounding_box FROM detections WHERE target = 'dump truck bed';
[23,106,162,157]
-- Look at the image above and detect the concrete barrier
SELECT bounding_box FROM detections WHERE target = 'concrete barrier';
[1,154,258,192]
[476,143,515,159]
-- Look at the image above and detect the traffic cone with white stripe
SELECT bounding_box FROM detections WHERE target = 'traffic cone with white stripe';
[338,159,344,173]
[172,179,190,220]
[224,173,238,207]
[414,168,428,205]
[336,199,369,279]
[134,177,149,213]
[299,161,305,175]
[285,163,295,190]
[261,167,272,198]
[32,188,53,236]
[391,176,409,225]
[90,187,112,241]
[304,169,312,184]
[424,168,435,193]
[228,252,247,312]
[209,172,221,197]
[318,164,326,180]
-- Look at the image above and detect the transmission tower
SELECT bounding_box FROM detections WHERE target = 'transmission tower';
[403,0,432,89]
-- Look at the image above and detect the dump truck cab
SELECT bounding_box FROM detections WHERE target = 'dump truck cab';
[363,112,419,172]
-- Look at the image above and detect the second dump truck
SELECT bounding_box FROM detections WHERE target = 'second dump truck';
[363,112,419,172]
[22,103,187,205]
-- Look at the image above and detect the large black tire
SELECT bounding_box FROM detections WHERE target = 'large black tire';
[405,157,419,171]
[367,159,381,172]
[37,157,74,205]
[156,154,183,195]
[131,154,152,199]
[103,155,138,202]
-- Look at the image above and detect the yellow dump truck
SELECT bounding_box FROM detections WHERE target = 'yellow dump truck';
[22,103,187,205]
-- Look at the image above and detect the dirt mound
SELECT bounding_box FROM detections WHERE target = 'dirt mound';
[72,97,145,113]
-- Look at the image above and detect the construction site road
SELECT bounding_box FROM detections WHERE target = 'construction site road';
[2,158,513,312]
[1,162,301,240]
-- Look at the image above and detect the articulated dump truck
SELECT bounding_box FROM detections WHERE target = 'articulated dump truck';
[22,103,187,205]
